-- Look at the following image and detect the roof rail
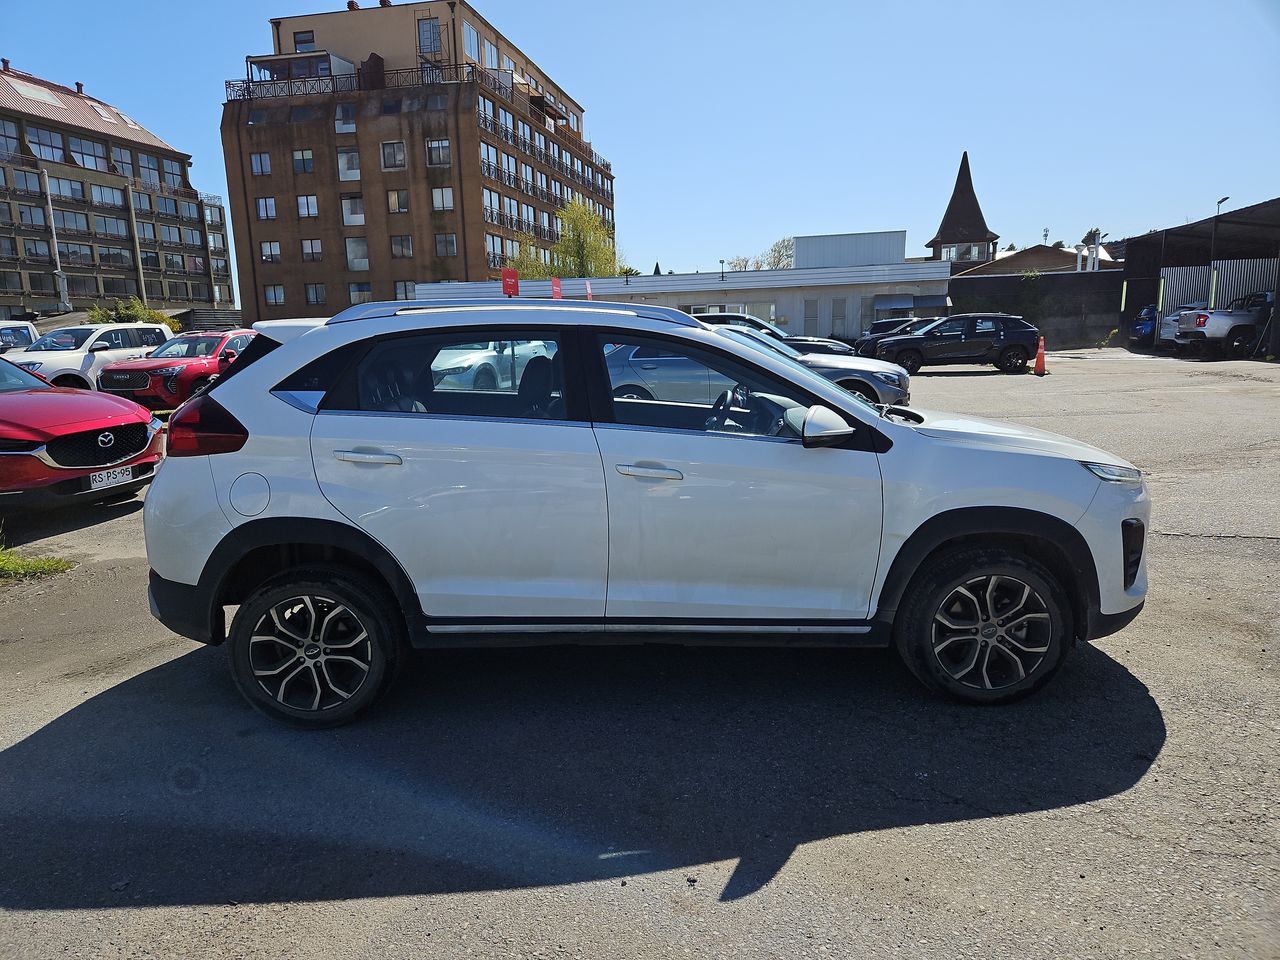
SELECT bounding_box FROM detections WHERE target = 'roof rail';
[324,298,701,328]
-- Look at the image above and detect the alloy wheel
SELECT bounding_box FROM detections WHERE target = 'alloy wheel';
[248,596,373,711]
[931,575,1052,690]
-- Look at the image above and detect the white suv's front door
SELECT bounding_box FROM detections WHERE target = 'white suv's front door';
[310,328,608,623]
[591,333,883,623]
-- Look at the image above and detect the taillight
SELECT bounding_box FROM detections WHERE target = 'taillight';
[1195,314,1209,327]
[166,394,248,457]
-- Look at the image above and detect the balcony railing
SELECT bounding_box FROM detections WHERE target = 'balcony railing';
[227,60,613,175]
[486,251,506,269]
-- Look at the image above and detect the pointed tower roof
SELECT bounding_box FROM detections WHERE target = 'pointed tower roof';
[927,152,998,249]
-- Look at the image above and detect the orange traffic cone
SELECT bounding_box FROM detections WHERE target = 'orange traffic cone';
[1033,336,1047,377]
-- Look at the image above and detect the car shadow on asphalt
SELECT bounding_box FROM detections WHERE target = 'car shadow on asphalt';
[0,498,143,548]
[0,642,1164,907]
[911,369,1006,378]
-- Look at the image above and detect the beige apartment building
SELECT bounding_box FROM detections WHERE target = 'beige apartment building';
[222,0,615,323]
[1,62,232,323]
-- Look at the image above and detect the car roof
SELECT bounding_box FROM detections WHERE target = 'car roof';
[324,298,702,330]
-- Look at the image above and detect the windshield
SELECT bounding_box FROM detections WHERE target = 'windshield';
[0,357,49,392]
[723,326,804,359]
[27,328,94,352]
[716,328,878,409]
[896,318,937,335]
[151,336,222,359]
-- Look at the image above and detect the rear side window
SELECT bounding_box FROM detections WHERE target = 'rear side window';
[975,318,999,335]
[324,329,569,421]
[137,327,167,347]
[207,331,280,392]
[93,328,131,350]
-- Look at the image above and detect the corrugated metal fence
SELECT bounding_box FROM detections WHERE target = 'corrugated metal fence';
[1160,259,1277,318]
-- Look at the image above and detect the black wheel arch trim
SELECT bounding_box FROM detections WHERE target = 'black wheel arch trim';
[875,506,1101,638]
[193,517,425,646]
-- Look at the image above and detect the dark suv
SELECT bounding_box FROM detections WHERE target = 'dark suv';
[874,314,1039,374]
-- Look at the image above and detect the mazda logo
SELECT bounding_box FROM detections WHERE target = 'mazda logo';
[97,432,115,449]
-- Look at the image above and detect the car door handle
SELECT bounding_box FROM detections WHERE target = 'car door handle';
[639,363,658,370]
[334,450,403,465]
[616,463,682,481]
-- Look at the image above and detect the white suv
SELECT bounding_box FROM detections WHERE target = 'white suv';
[144,300,1149,726]
[12,323,171,389]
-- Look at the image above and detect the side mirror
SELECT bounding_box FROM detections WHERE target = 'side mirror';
[88,341,110,352]
[802,404,856,449]
[220,350,237,364]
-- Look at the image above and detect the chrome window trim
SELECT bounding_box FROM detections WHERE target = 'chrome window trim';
[313,408,590,428]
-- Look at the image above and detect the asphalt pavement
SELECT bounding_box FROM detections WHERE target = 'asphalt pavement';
[0,349,1276,959]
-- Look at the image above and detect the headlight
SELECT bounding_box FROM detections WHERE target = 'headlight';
[17,361,41,372]
[1082,461,1143,483]
[872,371,902,387]
[150,366,186,377]
[434,365,471,377]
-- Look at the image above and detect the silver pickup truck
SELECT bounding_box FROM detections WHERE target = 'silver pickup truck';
[1176,291,1273,358]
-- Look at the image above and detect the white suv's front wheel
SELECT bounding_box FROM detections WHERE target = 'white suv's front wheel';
[227,567,404,727]
[895,547,1072,704]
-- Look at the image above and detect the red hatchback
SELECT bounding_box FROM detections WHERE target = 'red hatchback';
[0,357,164,509]
[98,329,255,410]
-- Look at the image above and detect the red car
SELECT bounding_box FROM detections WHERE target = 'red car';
[98,329,256,410]
[0,357,164,509]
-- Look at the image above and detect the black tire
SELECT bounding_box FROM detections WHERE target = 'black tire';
[895,350,923,375]
[52,375,89,389]
[473,367,498,391]
[226,566,406,728]
[996,345,1029,372]
[1226,327,1255,359]
[894,546,1073,705]
[838,380,879,404]
[612,384,653,401]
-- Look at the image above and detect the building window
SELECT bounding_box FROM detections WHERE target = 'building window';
[264,284,285,305]
[463,20,479,61]
[205,206,224,225]
[69,136,108,171]
[89,184,124,208]
[297,194,319,218]
[132,191,151,212]
[417,17,441,53]
[482,39,498,69]
[290,106,319,123]
[18,205,45,227]
[58,241,94,264]
[163,158,185,189]
[426,94,447,111]
[479,141,498,167]
[435,233,457,257]
[348,282,373,305]
[345,237,369,272]
[426,138,450,166]
[156,195,178,217]
[26,125,63,162]
[0,118,17,156]
[209,233,225,251]
[180,200,200,220]
[390,235,413,259]
[95,215,130,238]
[305,282,326,305]
[803,298,819,330]
[293,30,315,52]
[256,197,277,220]
[334,103,356,133]
[292,148,314,173]
[387,189,409,214]
[380,141,406,170]
[98,245,132,267]
[247,109,267,126]
[483,188,500,212]
[136,221,155,241]
[67,274,99,296]
[13,170,40,194]
[23,238,51,259]
[49,177,85,199]
[432,187,453,211]
[336,147,360,181]
[182,227,203,246]
[341,194,364,226]
[138,153,160,184]
[301,238,322,262]
[260,241,281,264]
[110,145,133,177]
[394,281,415,300]
[161,225,182,245]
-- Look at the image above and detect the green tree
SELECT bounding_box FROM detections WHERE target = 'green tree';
[87,296,180,333]
[1081,227,1102,245]
[550,199,618,278]
[1051,239,1066,249]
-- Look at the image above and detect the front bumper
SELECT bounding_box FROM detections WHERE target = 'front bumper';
[0,460,157,508]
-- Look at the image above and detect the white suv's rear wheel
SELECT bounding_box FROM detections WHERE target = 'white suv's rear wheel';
[895,547,1072,704]
[227,567,403,727]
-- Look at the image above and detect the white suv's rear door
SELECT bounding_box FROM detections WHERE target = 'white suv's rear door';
[310,328,608,624]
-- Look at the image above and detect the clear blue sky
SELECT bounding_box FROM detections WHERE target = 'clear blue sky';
[8,0,1279,275]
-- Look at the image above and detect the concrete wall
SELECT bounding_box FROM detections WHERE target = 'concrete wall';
[949,270,1124,349]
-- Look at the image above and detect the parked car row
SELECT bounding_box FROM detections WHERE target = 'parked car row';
[858,314,1042,374]
[0,324,255,510]
[1130,292,1272,359]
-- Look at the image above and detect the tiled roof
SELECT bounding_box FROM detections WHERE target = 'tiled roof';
[0,68,179,154]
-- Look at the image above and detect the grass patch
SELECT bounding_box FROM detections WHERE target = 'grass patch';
[0,545,73,580]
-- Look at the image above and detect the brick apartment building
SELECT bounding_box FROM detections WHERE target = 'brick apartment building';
[222,0,616,323]
[0,61,232,322]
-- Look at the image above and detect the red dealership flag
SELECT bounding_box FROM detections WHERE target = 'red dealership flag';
[501,268,519,297]
[585,280,593,301]
[551,277,563,299]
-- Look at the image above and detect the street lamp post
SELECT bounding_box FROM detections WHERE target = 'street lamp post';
[1210,196,1229,307]
[719,259,725,282]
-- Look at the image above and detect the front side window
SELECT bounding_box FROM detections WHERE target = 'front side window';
[598,334,813,440]
[933,318,966,335]
[93,328,131,351]
[327,330,565,421]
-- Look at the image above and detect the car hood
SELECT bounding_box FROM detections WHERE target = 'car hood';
[103,356,205,372]
[803,353,908,377]
[909,409,1135,468]
[9,350,85,367]
[0,388,150,440]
